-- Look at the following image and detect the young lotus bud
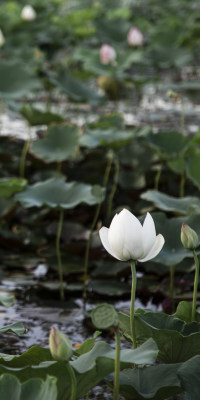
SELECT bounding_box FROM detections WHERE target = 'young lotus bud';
[49,326,73,362]
[127,27,144,46]
[181,223,199,250]
[100,44,116,65]
[21,5,36,21]
[0,29,5,47]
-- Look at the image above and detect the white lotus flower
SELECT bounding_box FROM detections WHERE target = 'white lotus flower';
[127,27,144,46]
[100,44,116,65]
[0,29,5,47]
[99,209,164,262]
[21,5,36,21]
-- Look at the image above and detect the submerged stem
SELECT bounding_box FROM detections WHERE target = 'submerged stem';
[113,330,120,400]
[19,136,30,178]
[130,260,137,349]
[56,209,64,301]
[192,250,199,321]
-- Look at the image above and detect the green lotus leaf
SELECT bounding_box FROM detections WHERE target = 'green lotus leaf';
[141,190,200,215]
[0,340,157,400]
[79,128,134,149]
[146,131,190,159]
[186,149,200,189]
[0,295,15,308]
[177,355,200,399]
[51,70,103,105]
[0,61,41,99]
[15,178,105,209]
[0,374,57,400]
[0,178,27,200]
[30,124,80,162]
[117,364,182,400]
[0,322,26,336]
[20,105,63,126]
[119,311,200,363]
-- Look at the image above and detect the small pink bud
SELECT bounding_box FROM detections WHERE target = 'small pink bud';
[127,27,144,46]
[100,44,116,65]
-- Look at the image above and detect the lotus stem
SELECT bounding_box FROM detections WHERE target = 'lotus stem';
[180,98,184,134]
[113,329,120,400]
[82,153,113,306]
[154,164,162,191]
[179,159,185,198]
[169,265,175,299]
[56,208,64,301]
[106,154,119,221]
[66,363,77,400]
[19,127,31,178]
[130,260,137,349]
[192,250,199,321]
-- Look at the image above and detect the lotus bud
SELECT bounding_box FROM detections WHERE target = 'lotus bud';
[127,27,144,46]
[99,209,164,262]
[181,223,199,250]
[0,29,5,47]
[49,326,73,362]
[100,44,116,65]
[21,5,36,21]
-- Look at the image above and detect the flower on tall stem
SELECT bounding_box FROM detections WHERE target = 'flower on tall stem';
[99,208,164,348]
[100,44,116,65]
[127,27,144,46]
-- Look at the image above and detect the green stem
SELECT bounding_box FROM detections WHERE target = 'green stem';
[130,260,137,349]
[56,209,64,301]
[113,330,120,400]
[180,99,184,134]
[154,164,162,191]
[19,138,30,178]
[179,158,185,198]
[192,250,199,321]
[67,363,77,400]
[83,201,102,303]
[106,154,119,221]
[82,154,113,305]
[169,265,175,299]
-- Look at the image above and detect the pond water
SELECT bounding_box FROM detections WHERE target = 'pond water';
[0,79,199,399]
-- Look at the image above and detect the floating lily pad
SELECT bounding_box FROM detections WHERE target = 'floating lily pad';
[0,178,27,200]
[90,279,131,296]
[15,178,105,209]
[30,124,80,163]
[0,295,15,308]
[20,104,64,126]
[141,190,200,215]
[0,61,41,99]
[0,322,26,336]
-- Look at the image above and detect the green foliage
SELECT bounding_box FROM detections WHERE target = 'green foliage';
[15,178,105,209]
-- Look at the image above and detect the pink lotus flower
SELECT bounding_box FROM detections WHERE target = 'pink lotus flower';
[127,27,144,46]
[100,44,116,65]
